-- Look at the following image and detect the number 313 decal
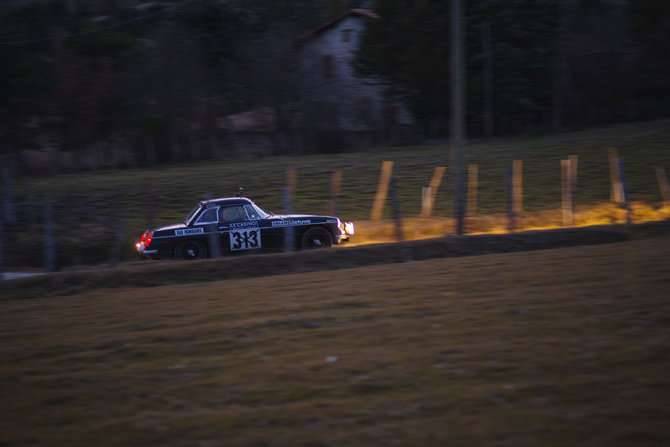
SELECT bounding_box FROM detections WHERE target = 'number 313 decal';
[230,229,261,251]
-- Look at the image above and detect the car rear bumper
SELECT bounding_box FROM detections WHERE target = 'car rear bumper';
[136,242,158,256]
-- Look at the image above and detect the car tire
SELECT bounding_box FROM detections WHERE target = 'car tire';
[174,240,207,260]
[300,227,333,250]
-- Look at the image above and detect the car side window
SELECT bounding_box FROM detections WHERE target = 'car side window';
[221,205,248,222]
[195,207,219,225]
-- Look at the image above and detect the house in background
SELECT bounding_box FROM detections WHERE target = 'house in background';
[217,7,415,155]
[296,8,414,149]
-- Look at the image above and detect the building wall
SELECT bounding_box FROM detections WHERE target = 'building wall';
[299,15,412,133]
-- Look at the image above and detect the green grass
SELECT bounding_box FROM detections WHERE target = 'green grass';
[1,236,669,446]
[7,119,670,267]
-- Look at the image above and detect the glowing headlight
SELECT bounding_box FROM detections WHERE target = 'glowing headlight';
[345,222,355,235]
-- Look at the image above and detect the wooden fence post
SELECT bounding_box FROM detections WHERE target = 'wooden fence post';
[389,177,404,241]
[609,147,624,203]
[467,164,478,217]
[421,186,432,217]
[329,170,342,216]
[283,187,294,252]
[569,154,579,191]
[655,167,670,206]
[421,166,446,217]
[513,159,523,215]
[561,159,574,227]
[371,161,394,221]
[619,158,632,224]
[506,163,516,232]
[44,197,56,272]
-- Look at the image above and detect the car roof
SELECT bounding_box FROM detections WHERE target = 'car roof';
[200,197,254,207]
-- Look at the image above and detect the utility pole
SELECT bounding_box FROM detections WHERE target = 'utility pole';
[450,0,466,235]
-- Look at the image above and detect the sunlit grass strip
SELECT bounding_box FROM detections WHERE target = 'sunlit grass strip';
[350,202,670,245]
[7,119,670,267]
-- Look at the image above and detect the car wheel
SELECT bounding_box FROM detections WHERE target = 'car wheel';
[174,240,207,260]
[300,227,333,250]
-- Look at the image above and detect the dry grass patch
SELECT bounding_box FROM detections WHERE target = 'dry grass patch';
[1,237,670,446]
[351,202,670,243]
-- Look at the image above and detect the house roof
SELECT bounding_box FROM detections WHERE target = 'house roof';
[296,8,380,45]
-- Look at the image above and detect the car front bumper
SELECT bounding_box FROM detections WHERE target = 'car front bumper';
[336,221,355,243]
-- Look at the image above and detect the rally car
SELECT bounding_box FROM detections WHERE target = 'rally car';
[136,197,354,260]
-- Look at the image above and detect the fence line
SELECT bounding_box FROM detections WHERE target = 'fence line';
[371,161,394,221]
[3,149,669,272]
[467,164,478,218]
[421,166,446,217]
[655,167,670,206]
[561,159,575,227]
[329,171,342,217]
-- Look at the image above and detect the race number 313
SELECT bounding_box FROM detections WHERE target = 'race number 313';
[230,229,261,251]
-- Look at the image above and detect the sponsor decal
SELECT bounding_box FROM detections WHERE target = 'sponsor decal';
[230,221,259,230]
[230,229,261,251]
[175,228,204,236]
[271,219,312,227]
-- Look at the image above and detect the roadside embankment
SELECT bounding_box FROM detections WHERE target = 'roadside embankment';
[3,219,669,299]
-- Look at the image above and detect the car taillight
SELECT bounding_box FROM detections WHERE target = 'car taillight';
[141,230,148,243]
[145,231,153,246]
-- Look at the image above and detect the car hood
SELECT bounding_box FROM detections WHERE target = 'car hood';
[270,214,334,220]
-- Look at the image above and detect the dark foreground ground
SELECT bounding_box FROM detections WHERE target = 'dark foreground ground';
[1,222,669,446]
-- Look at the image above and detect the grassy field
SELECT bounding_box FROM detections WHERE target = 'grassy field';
[5,119,670,267]
[1,235,669,446]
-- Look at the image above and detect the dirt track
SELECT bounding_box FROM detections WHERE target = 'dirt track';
[3,219,670,299]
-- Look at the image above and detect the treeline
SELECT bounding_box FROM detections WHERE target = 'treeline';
[356,0,670,137]
[0,0,669,167]
[0,0,357,165]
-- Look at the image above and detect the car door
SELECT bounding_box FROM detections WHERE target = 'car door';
[220,205,262,253]
[192,206,222,255]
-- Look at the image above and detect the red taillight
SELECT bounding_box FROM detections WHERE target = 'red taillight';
[141,230,148,243]
[145,231,154,246]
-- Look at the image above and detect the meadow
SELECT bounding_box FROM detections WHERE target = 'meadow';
[5,118,670,267]
[1,235,669,446]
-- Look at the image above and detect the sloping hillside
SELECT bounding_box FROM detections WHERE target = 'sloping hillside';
[1,235,669,446]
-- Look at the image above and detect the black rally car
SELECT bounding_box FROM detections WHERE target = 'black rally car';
[136,197,355,260]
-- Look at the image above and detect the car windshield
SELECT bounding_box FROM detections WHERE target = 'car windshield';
[184,204,202,225]
[249,202,271,219]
